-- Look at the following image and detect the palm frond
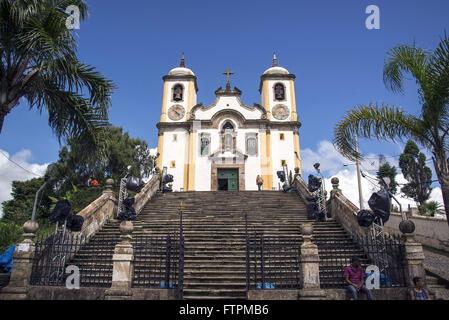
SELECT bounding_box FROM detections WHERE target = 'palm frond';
[333,104,425,161]
[383,44,431,98]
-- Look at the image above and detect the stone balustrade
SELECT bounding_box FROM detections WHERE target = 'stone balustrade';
[133,174,160,215]
[77,178,117,239]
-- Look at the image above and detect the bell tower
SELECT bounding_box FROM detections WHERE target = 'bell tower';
[259,53,298,122]
[259,53,302,178]
[156,54,199,175]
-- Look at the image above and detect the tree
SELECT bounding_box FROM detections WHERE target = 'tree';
[399,140,433,206]
[333,32,449,226]
[51,126,158,193]
[377,162,398,194]
[0,0,115,151]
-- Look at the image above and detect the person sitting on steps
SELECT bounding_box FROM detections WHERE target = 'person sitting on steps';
[344,256,373,300]
[410,277,432,300]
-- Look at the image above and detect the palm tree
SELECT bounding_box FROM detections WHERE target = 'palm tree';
[333,32,449,226]
[0,0,114,149]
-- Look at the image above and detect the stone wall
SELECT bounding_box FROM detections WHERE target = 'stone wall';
[384,213,449,253]
[327,190,370,239]
[248,288,410,300]
[27,286,177,300]
[134,175,160,214]
[77,191,117,240]
[292,175,312,204]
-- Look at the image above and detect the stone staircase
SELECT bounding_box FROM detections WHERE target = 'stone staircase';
[69,190,370,299]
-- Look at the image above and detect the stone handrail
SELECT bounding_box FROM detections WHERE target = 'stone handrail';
[292,174,312,203]
[134,174,160,214]
[327,184,370,240]
[77,180,117,240]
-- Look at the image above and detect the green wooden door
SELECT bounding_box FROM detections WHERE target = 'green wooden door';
[217,169,239,191]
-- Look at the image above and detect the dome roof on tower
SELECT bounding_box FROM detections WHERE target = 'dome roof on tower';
[168,67,195,76]
[168,53,195,76]
[263,53,290,75]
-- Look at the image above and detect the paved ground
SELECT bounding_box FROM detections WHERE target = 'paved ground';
[423,246,449,282]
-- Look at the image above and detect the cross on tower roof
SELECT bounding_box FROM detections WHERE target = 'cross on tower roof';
[222,68,234,90]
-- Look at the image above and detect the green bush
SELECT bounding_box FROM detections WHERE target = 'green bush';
[0,222,23,254]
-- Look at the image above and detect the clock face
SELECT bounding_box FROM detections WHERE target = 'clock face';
[168,105,186,121]
[272,104,290,120]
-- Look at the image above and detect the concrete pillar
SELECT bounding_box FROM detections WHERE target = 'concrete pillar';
[0,220,38,300]
[105,221,134,300]
[298,223,326,300]
[102,178,117,218]
[402,229,426,287]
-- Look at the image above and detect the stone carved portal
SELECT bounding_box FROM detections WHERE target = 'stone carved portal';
[211,161,245,191]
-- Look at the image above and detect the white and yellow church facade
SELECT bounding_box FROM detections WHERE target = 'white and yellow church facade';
[156,54,302,191]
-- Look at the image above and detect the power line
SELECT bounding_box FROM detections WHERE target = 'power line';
[0,150,42,177]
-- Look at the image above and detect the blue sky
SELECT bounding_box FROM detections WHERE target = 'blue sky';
[0,0,448,185]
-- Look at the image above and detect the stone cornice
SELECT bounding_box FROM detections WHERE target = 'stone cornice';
[156,120,302,132]
[162,74,199,92]
[259,73,296,93]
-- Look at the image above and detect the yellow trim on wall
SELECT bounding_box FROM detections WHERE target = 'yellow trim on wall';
[188,131,196,190]
[260,131,273,190]
[156,134,164,170]
[160,81,169,122]
[186,81,195,120]
[289,80,298,122]
[263,81,271,121]
[183,131,190,191]
[266,131,273,189]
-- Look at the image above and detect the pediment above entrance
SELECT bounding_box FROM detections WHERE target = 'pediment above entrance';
[190,87,267,122]
[209,149,248,163]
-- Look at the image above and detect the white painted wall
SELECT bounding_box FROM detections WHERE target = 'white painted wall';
[194,96,263,120]
[270,130,296,189]
[161,128,189,191]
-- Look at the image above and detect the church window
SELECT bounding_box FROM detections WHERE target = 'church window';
[173,134,178,142]
[247,138,257,156]
[274,83,286,101]
[200,137,210,156]
[281,160,286,167]
[223,121,234,130]
[280,133,285,141]
[172,84,184,102]
[225,134,233,151]
[170,161,176,168]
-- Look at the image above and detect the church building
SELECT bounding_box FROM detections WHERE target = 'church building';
[156,54,302,191]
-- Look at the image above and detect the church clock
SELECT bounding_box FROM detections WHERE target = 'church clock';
[168,105,186,121]
[272,104,290,120]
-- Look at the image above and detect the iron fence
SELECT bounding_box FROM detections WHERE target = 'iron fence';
[246,232,302,290]
[30,227,117,287]
[30,227,184,293]
[318,233,407,289]
[132,233,182,291]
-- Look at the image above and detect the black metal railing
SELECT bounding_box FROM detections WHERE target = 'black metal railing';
[246,233,302,291]
[318,233,407,289]
[31,227,184,292]
[245,212,302,291]
[131,233,182,291]
[30,228,118,287]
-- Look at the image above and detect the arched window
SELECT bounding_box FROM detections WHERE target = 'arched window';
[221,121,236,153]
[223,121,234,130]
[274,83,285,101]
[172,84,184,102]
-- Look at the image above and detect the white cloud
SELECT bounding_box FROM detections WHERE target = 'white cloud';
[0,149,49,218]
[301,141,444,212]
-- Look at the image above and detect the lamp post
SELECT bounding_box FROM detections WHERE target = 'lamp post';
[355,135,364,210]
